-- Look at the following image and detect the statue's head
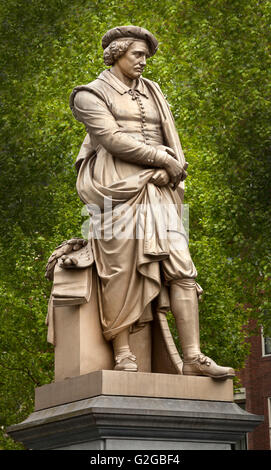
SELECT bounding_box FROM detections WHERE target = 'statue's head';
[102,25,158,67]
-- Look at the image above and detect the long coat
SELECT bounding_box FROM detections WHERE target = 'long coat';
[67,69,198,341]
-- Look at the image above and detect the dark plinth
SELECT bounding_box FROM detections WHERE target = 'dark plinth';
[7,371,263,450]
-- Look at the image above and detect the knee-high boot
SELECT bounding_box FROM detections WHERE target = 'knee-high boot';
[170,279,235,379]
[170,279,201,361]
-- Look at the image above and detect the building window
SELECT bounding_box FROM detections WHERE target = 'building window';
[261,328,271,357]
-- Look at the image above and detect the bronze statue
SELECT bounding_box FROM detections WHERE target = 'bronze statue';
[46,26,234,380]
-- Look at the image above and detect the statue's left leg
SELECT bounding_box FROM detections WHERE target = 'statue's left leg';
[170,279,235,379]
[112,328,138,372]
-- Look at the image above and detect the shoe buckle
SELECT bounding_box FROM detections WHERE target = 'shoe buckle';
[198,354,211,366]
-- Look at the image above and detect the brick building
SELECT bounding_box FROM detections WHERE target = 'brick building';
[236,325,271,450]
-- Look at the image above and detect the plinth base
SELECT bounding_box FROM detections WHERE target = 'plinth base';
[7,371,263,450]
[34,369,234,410]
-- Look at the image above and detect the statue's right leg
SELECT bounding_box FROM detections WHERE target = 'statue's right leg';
[112,328,138,372]
[161,232,235,379]
[170,279,235,379]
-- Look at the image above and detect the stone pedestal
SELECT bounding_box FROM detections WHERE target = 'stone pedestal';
[7,371,263,450]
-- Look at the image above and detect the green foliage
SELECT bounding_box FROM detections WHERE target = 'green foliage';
[0,0,270,449]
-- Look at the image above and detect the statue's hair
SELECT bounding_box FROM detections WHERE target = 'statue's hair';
[103,38,150,66]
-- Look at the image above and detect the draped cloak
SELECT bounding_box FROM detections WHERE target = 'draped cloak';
[68,70,198,342]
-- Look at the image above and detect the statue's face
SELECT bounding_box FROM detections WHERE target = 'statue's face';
[115,40,149,80]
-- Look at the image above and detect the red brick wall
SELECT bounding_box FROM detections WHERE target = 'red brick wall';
[238,326,271,450]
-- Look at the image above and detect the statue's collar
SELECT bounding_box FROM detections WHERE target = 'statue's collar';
[97,69,149,98]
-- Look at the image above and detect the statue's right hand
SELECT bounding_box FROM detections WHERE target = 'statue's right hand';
[155,145,188,188]
[155,145,182,177]
[164,156,189,189]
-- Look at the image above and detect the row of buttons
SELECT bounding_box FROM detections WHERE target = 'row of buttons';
[128,89,150,147]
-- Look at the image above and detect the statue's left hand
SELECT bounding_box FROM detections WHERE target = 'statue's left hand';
[150,169,170,186]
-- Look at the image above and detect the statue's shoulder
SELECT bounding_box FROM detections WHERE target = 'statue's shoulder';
[142,77,172,111]
[70,78,102,99]
[81,77,108,93]
[141,77,165,99]
[70,72,114,109]
[142,77,162,91]
[69,77,109,116]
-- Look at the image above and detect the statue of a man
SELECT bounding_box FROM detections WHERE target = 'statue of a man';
[69,25,234,379]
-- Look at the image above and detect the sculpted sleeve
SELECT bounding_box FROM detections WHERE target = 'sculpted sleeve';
[73,90,169,168]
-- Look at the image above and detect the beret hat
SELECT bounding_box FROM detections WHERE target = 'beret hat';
[102,25,158,57]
